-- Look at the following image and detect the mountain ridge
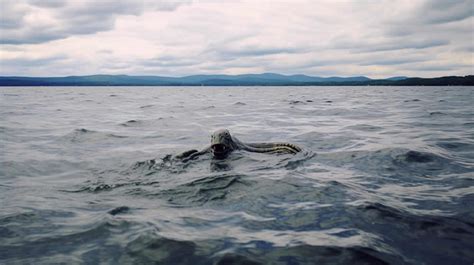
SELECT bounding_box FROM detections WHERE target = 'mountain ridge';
[0,73,472,86]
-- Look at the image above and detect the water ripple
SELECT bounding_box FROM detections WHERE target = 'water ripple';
[1,86,473,264]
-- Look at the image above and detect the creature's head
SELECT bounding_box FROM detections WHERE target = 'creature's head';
[210,129,234,159]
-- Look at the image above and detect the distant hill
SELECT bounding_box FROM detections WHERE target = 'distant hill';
[0,73,472,86]
[385,76,408,81]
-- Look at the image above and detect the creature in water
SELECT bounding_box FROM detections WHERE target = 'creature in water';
[175,129,301,161]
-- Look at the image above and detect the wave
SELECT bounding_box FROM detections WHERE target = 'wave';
[317,147,472,178]
[120,120,142,127]
[343,124,384,132]
[0,212,145,263]
[351,201,474,264]
[436,139,474,153]
[2,86,473,265]
[160,174,252,205]
[0,159,84,178]
[118,117,167,129]
[124,227,407,264]
[108,206,130,216]
[60,128,127,143]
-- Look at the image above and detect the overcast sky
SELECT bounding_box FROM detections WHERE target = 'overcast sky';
[0,0,472,78]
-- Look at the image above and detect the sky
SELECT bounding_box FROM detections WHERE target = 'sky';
[0,0,473,78]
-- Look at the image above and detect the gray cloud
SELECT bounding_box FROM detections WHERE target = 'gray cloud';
[1,1,472,78]
[214,46,304,58]
[371,39,450,51]
[140,56,201,68]
[0,0,191,44]
[383,0,473,39]
[333,37,450,53]
[0,1,27,30]
[456,45,474,53]
[403,64,466,72]
[27,0,66,8]
[420,0,473,24]
[202,35,311,63]
[358,57,429,66]
[0,55,68,75]
[291,57,359,69]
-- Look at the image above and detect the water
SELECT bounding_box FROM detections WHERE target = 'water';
[1,86,473,264]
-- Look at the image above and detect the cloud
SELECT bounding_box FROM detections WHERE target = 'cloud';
[403,63,471,72]
[0,54,68,76]
[419,0,473,24]
[0,1,28,30]
[27,0,66,8]
[382,0,473,37]
[2,53,66,64]
[140,56,201,68]
[214,46,303,58]
[358,57,429,66]
[0,0,472,78]
[0,0,191,44]
[333,37,450,53]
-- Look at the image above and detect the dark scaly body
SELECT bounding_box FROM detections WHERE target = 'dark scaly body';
[176,129,301,161]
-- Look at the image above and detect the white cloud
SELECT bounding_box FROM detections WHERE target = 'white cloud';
[0,0,472,78]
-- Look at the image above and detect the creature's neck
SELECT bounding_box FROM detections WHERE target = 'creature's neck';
[230,136,245,149]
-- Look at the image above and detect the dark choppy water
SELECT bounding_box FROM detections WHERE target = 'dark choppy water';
[1,86,473,264]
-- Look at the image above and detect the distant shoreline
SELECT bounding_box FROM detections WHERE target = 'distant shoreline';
[1,74,472,86]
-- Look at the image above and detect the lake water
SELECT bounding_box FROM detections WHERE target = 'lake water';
[1,86,473,264]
